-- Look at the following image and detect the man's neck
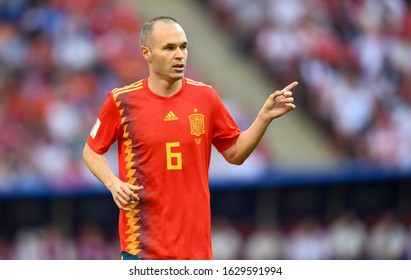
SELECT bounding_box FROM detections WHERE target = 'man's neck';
[147,76,183,97]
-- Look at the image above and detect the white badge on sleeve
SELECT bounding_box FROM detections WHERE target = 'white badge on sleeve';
[90,118,101,139]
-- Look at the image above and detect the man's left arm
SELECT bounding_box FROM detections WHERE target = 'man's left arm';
[221,81,298,165]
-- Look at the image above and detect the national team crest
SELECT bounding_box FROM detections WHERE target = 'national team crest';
[189,109,205,136]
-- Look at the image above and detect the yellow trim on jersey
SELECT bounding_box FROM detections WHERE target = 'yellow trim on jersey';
[186,78,212,88]
[112,80,144,98]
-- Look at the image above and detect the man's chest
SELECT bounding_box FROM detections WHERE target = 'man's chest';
[120,99,212,147]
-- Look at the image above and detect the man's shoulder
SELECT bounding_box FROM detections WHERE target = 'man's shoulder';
[185,77,213,90]
[110,79,145,99]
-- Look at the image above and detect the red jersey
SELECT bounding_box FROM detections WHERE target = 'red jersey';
[87,77,240,259]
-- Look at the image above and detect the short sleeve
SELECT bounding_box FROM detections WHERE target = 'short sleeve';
[211,92,241,152]
[86,92,122,154]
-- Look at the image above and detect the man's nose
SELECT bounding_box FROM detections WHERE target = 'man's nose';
[175,48,184,58]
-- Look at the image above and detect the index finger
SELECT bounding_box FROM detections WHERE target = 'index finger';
[128,184,144,199]
[282,81,299,92]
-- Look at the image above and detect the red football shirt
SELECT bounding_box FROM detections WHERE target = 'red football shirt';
[87,77,241,259]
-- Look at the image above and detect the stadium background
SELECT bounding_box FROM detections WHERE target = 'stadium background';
[0,0,411,259]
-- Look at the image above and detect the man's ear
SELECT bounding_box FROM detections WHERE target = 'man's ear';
[141,45,151,62]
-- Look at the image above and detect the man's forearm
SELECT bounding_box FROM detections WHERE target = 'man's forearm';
[82,143,118,191]
[222,113,271,165]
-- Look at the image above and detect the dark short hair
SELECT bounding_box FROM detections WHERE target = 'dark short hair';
[139,16,179,48]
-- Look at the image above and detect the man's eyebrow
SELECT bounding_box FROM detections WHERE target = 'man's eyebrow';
[162,41,188,48]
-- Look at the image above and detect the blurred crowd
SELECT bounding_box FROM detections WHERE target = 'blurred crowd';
[0,223,119,260]
[206,0,411,170]
[0,0,148,192]
[1,210,411,260]
[213,210,411,260]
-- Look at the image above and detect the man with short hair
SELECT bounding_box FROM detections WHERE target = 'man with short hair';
[82,16,297,260]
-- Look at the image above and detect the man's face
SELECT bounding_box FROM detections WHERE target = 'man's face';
[144,21,188,82]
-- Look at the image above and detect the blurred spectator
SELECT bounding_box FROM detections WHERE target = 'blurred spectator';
[284,216,330,260]
[14,227,44,260]
[364,101,402,167]
[327,210,367,259]
[243,220,284,260]
[211,216,243,259]
[75,223,111,260]
[36,225,76,259]
[326,69,375,152]
[0,235,14,259]
[14,225,75,259]
[367,211,408,259]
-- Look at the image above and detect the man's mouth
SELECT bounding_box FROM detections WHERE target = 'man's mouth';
[173,64,185,71]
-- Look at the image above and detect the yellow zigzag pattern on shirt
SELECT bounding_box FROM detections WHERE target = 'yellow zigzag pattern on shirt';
[126,209,141,256]
[121,128,141,255]
[113,92,142,256]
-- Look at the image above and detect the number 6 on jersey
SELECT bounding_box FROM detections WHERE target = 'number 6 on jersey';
[166,142,182,170]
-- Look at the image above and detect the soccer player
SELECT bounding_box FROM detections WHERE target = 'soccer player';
[82,16,297,260]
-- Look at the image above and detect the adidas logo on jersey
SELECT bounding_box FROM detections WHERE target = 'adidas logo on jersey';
[164,111,179,121]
